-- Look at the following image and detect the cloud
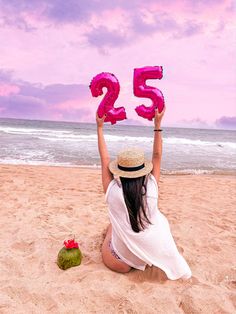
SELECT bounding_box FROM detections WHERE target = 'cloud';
[20,83,88,104]
[44,0,98,24]
[0,0,228,49]
[0,0,228,22]
[0,70,92,121]
[0,84,20,96]
[0,94,47,119]
[178,19,204,37]
[0,14,36,32]
[174,118,211,129]
[54,107,92,122]
[0,69,14,82]
[131,13,178,36]
[0,0,115,26]
[131,13,204,39]
[119,118,144,126]
[85,13,205,50]
[225,0,236,12]
[86,26,129,49]
[215,116,236,130]
[184,0,226,9]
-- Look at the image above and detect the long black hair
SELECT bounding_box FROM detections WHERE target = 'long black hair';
[120,175,152,233]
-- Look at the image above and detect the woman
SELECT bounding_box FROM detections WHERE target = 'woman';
[96,108,192,280]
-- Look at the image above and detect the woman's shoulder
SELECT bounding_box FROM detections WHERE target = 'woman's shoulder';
[146,173,159,197]
[147,173,158,188]
[105,178,121,202]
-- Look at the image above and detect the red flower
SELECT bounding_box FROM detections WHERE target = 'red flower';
[64,239,79,249]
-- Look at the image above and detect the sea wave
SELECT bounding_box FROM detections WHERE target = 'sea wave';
[1,125,235,149]
[0,126,73,137]
[164,137,236,149]
[0,159,73,167]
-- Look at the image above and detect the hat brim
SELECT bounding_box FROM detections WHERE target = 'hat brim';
[109,159,153,178]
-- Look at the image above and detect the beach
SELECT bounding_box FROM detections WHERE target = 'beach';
[0,164,235,313]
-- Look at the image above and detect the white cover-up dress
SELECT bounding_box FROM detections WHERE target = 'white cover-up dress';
[105,174,192,280]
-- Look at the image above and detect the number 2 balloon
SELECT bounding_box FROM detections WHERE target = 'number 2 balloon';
[90,72,127,124]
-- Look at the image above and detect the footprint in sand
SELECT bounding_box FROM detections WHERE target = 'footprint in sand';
[116,297,136,314]
[11,241,35,256]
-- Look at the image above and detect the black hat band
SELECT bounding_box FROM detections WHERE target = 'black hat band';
[118,163,145,172]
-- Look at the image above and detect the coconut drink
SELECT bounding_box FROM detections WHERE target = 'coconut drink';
[57,239,82,270]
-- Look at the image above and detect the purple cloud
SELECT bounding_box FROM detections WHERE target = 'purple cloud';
[0,70,92,121]
[0,0,226,49]
[131,13,203,39]
[0,0,229,27]
[1,15,35,32]
[188,0,226,6]
[215,116,236,130]
[0,0,228,21]
[0,0,116,26]
[20,83,88,104]
[119,118,144,126]
[131,13,178,35]
[178,20,204,37]
[86,13,204,49]
[225,1,235,12]
[86,26,128,48]
[44,0,98,24]
[176,118,210,129]
[56,107,92,121]
[0,94,46,118]
[0,69,14,82]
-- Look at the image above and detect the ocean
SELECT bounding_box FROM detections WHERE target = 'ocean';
[0,117,235,175]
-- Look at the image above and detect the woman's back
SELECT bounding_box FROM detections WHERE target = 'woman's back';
[106,173,159,231]
[106,174,192,280]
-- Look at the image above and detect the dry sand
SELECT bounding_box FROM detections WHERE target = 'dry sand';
[0,164,235,313]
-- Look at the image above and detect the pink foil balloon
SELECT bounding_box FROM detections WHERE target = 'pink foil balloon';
[90,72,127,124]
[134,66,165,121]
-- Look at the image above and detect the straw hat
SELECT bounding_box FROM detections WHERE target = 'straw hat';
[109,148,153,178]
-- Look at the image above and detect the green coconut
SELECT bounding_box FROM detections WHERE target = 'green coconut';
[57,247,82,270]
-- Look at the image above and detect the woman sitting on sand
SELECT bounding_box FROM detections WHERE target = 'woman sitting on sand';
[96,108,192,280]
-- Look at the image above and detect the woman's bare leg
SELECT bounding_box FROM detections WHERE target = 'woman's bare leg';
[102,224,131,273]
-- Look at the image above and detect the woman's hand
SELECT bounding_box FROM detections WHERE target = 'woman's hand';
[154,106,166,128]
[96,112,106,128]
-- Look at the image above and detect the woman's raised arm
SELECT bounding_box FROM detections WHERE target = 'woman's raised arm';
[151,107,166,183]
[96,113,113,193]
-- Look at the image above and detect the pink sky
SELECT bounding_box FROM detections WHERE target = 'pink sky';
[0,0,235,128]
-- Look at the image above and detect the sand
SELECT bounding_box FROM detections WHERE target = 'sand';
[0,164,235,314]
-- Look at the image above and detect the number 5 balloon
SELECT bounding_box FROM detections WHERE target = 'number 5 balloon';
[134,66,165,121]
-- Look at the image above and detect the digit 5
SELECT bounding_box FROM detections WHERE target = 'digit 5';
[134,66,165,121]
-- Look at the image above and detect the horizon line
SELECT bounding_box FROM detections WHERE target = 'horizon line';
[0,116,235,131]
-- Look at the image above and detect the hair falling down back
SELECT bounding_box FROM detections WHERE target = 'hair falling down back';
[120,175,152,233]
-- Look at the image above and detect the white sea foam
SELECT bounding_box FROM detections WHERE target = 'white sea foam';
[37,134,98,142]
[164,137,236,149]
[1,125,235,149]
[1,121,235,173]
[0,159,72,167]
[163,169,215,175]
[0,126,73,137]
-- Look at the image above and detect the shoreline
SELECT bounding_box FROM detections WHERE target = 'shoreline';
[0,163,235,176]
